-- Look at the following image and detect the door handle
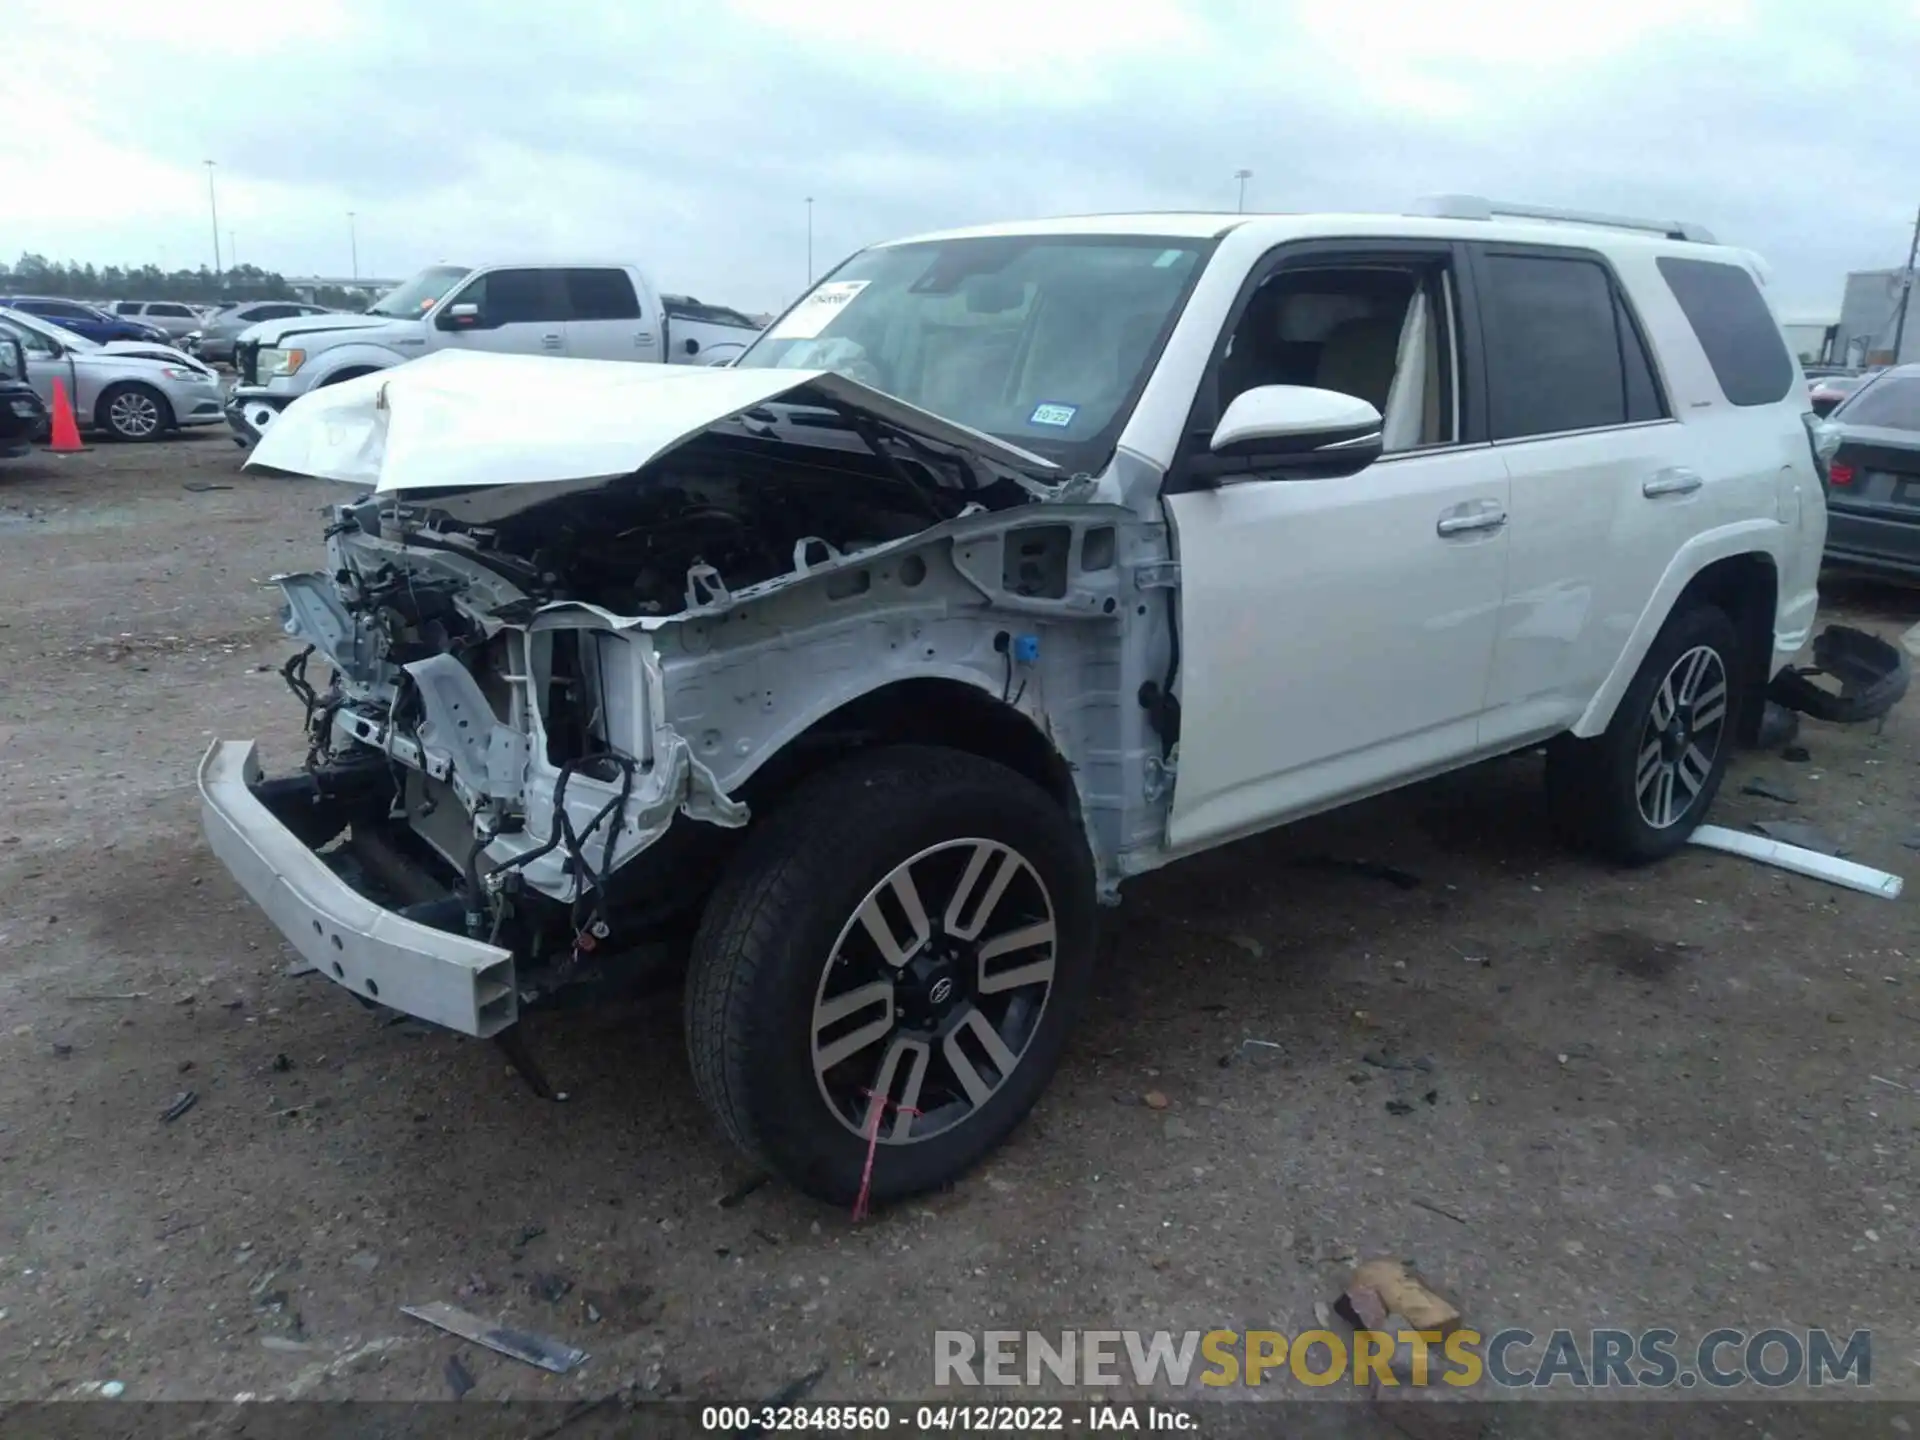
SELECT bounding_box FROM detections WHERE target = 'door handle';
[1436,504,1508,537]
[1643,467,1703,497]
[634,331,655,347]
[540,333,563,350]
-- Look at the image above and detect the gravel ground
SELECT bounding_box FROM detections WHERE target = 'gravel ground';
[1,433,1917,1421]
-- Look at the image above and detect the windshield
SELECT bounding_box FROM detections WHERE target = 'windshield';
[1835,373,1920,432]
[365,266,470,318]
[0,307,99,353]
[736,234,1213,465]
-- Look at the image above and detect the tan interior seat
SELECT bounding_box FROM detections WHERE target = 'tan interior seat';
[1313,315,1404,412]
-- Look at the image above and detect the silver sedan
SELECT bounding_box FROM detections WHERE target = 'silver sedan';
[0,307,226,441]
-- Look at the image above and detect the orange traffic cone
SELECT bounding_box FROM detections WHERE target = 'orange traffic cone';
[49,377,83,452]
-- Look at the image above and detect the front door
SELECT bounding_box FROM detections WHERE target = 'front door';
[434,268,570,358]
[1163,244,1512,853]
[7,320,78,414]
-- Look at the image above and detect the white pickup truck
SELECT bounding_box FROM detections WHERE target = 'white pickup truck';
[225,262,762,446]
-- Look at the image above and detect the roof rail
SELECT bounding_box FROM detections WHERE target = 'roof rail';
[1410,194,1716,245]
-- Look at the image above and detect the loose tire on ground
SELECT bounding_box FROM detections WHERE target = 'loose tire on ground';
[684,744,1095,1207]
[1546,602,1742,863]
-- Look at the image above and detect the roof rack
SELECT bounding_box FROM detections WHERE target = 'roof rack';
[1410,194,1716,245]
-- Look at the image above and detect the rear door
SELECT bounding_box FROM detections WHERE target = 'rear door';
[1472,246,1692,747]
[561,268,659,361]
[435,268,571,356]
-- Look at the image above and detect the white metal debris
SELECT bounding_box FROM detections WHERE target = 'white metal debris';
[1689,823,1904,899]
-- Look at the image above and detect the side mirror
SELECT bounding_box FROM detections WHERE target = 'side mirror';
[437,301,482,331]
[0,337,22,381]
[1199,385,1384,483]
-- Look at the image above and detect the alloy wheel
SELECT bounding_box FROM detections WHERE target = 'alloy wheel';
[811,838,1057,1146]
[109,390,161,439]
[1635,643,1729,829]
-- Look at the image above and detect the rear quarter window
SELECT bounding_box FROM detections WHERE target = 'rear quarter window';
[1834,374,1920,432]
[1656,256,1795,406]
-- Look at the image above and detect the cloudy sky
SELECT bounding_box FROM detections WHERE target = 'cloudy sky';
[4,0,1916,317]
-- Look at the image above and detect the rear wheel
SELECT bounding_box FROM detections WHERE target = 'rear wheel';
[1547,602,1741,862]
[684,746,1095,1207]
[98,382,171,442]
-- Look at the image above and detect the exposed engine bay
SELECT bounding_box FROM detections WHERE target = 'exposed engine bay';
[388,419,1030,616]
[260,408,1055,1006]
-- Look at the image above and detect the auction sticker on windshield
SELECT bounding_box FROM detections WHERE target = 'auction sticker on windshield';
[1029,402,1077,428]
[769,281,870,341]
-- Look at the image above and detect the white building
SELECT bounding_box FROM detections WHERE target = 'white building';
[1780,316,1838,364]
[1833,268,1918,368]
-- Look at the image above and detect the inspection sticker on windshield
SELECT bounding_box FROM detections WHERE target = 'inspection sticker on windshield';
[1028,402,1077,428]
[769,280,870,341]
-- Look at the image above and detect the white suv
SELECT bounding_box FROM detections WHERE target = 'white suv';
[201,196,1826,1208]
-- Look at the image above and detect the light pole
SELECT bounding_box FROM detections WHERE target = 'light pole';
[1890,203,1920,366]
[806,197,814,286]
[1234,168,1253,214]
[204,160,221,278]
[348,212,359,281]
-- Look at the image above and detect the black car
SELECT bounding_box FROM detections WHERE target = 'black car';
[0,333,46,459]
[1822,363,1920,579]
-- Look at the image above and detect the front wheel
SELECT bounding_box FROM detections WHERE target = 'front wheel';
[98,382,172,442]
[684,746,1095,1207]
[1547,602,1742,863]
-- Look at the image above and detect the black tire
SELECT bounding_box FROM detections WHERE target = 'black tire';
[685,745,1096,1208]
[97,382,172,442]
[1546,602,1742,863]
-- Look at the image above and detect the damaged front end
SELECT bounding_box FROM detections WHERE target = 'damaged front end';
[198,350,1102,1037]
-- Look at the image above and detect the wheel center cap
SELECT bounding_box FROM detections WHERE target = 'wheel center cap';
[900,939,969,1023]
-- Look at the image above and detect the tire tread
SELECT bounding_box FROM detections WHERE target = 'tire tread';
[684,744,1079,1189]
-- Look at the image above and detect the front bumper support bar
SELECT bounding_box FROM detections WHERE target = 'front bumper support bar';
[197,739,518,1036]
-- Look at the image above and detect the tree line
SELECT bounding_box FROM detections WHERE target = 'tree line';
[3,253,371,311]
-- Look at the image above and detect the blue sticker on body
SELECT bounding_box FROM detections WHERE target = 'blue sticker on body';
[1029,402,1077,428]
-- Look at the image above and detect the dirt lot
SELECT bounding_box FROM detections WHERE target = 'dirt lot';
[1,433,1918,1417]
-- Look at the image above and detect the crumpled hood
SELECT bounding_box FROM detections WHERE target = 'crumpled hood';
[88,341,205,369]
[242,348,1061,496]
[240,312,405,346]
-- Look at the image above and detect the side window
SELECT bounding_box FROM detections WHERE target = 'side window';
[6,323,59,357]
[114,302,142,315]
[462,268,568,325]
[1656,256,1795,406]
[151,303,194,319]
[1211,257,1459,452]
[565,269,641,321]
[1481,253,1656,440]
